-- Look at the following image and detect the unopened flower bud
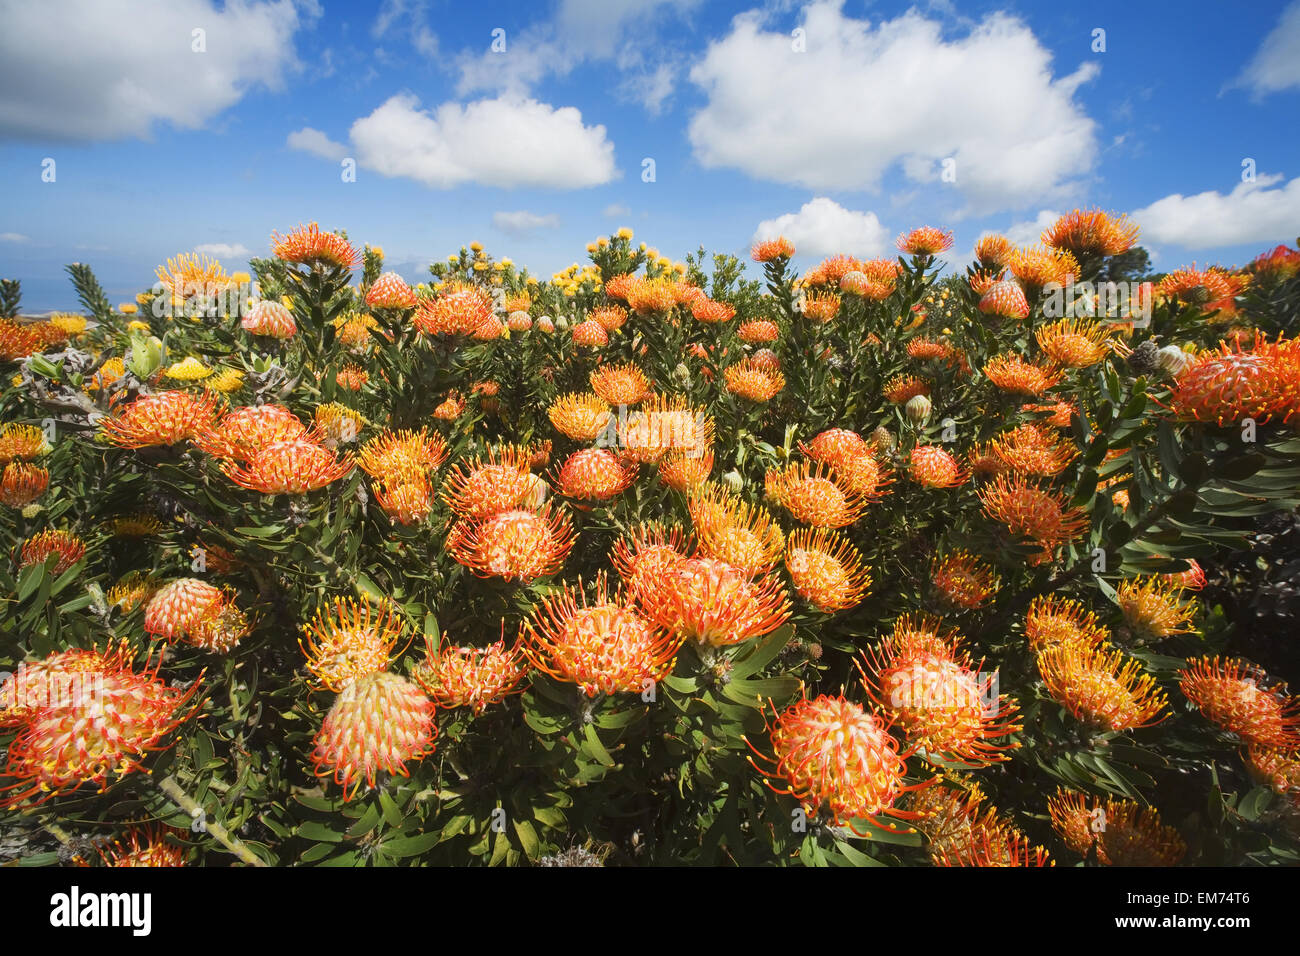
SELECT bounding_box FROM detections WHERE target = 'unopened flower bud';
[869,426,896,451]
[905,394,932,425]
[1155,345,1193,376]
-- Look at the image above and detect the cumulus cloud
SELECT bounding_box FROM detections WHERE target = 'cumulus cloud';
[194,243,252,259]
[688,1,1098,213]
[1130,174,1300,249]
[286,127,347,161]
[1001,210,1062,247]
[0,232,29,243]
[0,0,310,141]
[1232,1,1300,95]
[372,0,438,57]
[753,197,890,259]
[492,211,561,235]
[342,93,615,189]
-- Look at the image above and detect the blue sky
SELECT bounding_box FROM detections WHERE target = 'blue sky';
[2,0,1299,311]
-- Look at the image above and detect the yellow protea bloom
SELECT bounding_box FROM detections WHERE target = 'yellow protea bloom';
[688,483,784,576]
[156,252,231,299]
[48,313,87,336]
[120,303,140,315]
[106,513,164,538]
[107,570,158,612]
[126,320,151,333]
[616,227,634,240]
[313,403,366,444]
[1036,319,1112,369]
[0,423,52,462]
[164,356,212,381]
[205,367,245,394]
[1036,643,1168,731]
[784,527,872,613]
[1116,577,1196,640]
[1025,595,1110,651]
[300,597,406,691]
[548,392,611,442]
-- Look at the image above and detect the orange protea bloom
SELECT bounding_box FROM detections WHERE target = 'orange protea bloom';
[984,354,1064,396]
[1167,337,1300,426]
[784,527,871,612]
[1047,787,1102,855]
[1244,744,1300,798]
[440,445,536,519]
[0,423,50,462]
[978,280,1030,320]
[144,577,224,641]
[907,336,954,362]
[908,445,967,489]
[860,640,1021,766]
[932,819,1053,867]
[522,576,684,697]
[1,462,48,508]
[1092,799,1186,866]
[801,427,867,465]
[18,529,86,574]
[990,423,1078,477]
[313,402,365,445]
[724,358,785,402]
[1025,595,1110,651]
[196,403,308,460]
[965,442,1003,478]
[271,222,360,270]
[658,448,714,492]
[1164,558,1207,591]
[590,304,628,332]
[1116,577,1196,640]
[300,596,405,691]
[0,320,40,361]
[801,292,840,323]
[1009,245,1079,292]
[357,428,449,483]
[752,236,795,262]
[93,826,188,867]
[692,298,736,324]
[241,300,296,338]
[571,318,609,347]
[415,284,494,337]
[590,362,651,405]
[432,391,466,420]
[506,310,532,332]
[1037,643,1168,731]
[447,505,575,582]
[155,252,232,300]
[1179,656,1300,748]
[1022,400,1078,428]
[909,782,1001,862]
[639,556,790,647]
[548,392,611,442]
[1042,209,1140,257]
[603,273,638,301]
[750,693,925,834]
[883,374,930,404]
[0,643,135,728]
[1156,265,1237,306]
[839,270,894,300]
[101,391,219,449]
[766,460,867,528]
[898,226,954,256]
[930,551,1000,609]
[310,671,435,801]
[224,439,353,494]
[555,448,638,501]
[800,431,895,501]
[1251,244,1300,279]
[336,364,368,391]
[737,319,780,343]
[86,356,127,394]
[374,475,435,525]
[413,634,527,714]
[979,475,1088,559]
[1036,318,1112,368]
[626,275,679,314]
[334,311,380,349]
[619,395,714,464]
[689,484,784,576]
[974,234,1015,270]
[365,272,417,309]
[611,521,693,598]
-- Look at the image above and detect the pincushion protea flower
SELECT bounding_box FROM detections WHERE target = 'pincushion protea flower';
[1022,400,1079,428]
[1036,643,1168,731]
[0,320,40,361]
[590,305,628,332]
[689,484,784,576]
[415,285,495,337]
[1036,319,1112,368]
[765,460,867,528]
[618,396,714,464]
[932,818,1053,867]
[447,504,576,582]
[433,391,466,420]
[0,648,202,807]
[978,280,1030,320]
[1116,576,1196,640]
[310,671,435,801]
[196,403,308,460]
[737,319,779,343]
[1155,265,1237,305]
[107,570,157,612]
[272,222,360,270]
[883,374,930,404]
[1009,245,1079,292]
[18,529,86,574]
[375,475,435,525]
[313,402,365,446]
[0,461,48,508]
[801,292,840,323]
[300,597,405,691]
[898,226,954,256]
[414,633,527,714]
[1166,337,1300,426]
[1042,209,1140,257]
[974,234,1015,270]
[224,438,353,494]
[357,428,449,483]
[241,300,296,339]
[1244,744,1300,799]
[1178,656,1300,749]
[1050,789,1185,865]
[548,392,611,441]
[365,272,417,309]
[638,556,790,647]
[555,448,638,501]
[749,693,927,834]
[692,298,736,324]
[155,252,232,300]
[907,445,967,489]
[612,521,693,598]
[626,275,679,314]
[930,551,999,609]
[440,445,537,518]
[572,318,609,347]
[990,423,1077,477]
[522,575,683,697]
[0,643,133,728]
[784,527,871,613]
[143,578,222,640]
[92,826,188,867]
[979,475,1088,561]
[657,448,713,492]
[983,354,1063,396]
[590,362,651,405]
[1025,595,1110,651]
[724,357,785,402]
[751,236,795,262]
[1251,243,1300,279]
[0,423,51,462]
[906,336,954,362]
[1164,558,1206,591]
[101,390,220,449]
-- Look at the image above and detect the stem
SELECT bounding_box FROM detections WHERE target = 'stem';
[154,773,267,867]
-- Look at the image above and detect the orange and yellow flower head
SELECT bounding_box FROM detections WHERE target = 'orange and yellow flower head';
[555,448,638,501]
[1042,209,1140,258]
[300,597,406,691]
[271,222,361,270]
[241,300,297,339]
[223,438,353,494]
[590,363,651,405]
[365,272,417,309]
[18,529,87,574]
[414,633,527,714]
[930,551,1000,610]
[765,460,868,528]
[1036,643,1168,731]
[101,391,220,449]
[1025,595,1110,651]
[784,527,872,613]
[440,444,538,519]
[1178,656,1300,749]
[638,556,790,647]
[689,484,784,576]
[447,504,576,583]
[196,403,307,461]
[548,392,612,442]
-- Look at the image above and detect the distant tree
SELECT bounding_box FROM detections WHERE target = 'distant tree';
[1100,246,1153,283]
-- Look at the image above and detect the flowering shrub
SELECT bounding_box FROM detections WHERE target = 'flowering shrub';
[2,218,1299,867]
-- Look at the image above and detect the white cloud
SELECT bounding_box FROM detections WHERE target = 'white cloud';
[0,232,29,243]
[194,243,252,259]
[688,2,1099,213]
[1130,174,1300,249]
[0,0,310,141]
[492,211,561,235]
[345,93,615,189]
[286,127,347,161]
[603,203,631,217]
[1001,210,1061,247]
[753,197,890,259]
[1233,1,1300,95]
[372,0,438,57]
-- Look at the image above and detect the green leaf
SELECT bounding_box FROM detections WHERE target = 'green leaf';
[582,722,616,767]
[730,624,794,679]
[512,818,540,859]
[296,821,344,843]
[382,830,442,858]
[378,789,404,828]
